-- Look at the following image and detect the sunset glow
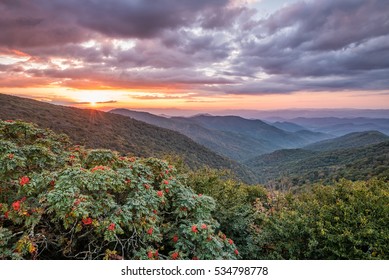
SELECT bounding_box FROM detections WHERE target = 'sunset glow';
[0,0,388,114]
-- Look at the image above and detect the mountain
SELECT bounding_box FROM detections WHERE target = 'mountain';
[184,115,331,149]
[271,121,307,132]
[305,131,389,151]
[0,93,255,182]
[111,109,277,162]
[290,117,389,136]
[246,139,389,186]
[111,109,331,162]
[215,109,389,120]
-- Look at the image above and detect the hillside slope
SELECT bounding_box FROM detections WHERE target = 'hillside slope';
[111,109,276,161]
[246,140,389,185]
[0,93,255,182]
[291,117,389,136]
[111,109,330,161]
[305,131,389,151]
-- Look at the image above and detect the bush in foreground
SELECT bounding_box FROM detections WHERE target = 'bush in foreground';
[0,120,238,260]
[252,179,389,259]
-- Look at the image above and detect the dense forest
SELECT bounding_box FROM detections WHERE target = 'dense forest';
[246,139,389,187]
[1,120,388,259]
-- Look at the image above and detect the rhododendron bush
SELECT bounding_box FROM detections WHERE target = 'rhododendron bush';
[0,120,238,260]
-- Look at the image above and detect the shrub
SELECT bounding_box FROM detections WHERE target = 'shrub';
[0,120,238,260]
[187,168,267,259]
[252,179,389,259]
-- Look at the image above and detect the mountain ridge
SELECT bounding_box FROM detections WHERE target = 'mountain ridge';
[304,131,389,151]
[246,132,389,185]
[111,108,331,162]
[0,93,255,183]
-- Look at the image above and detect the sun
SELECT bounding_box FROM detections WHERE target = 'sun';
[73,91,115,107]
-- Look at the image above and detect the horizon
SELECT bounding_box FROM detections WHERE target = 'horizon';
[3,92,389,119]
[1,0,389,112]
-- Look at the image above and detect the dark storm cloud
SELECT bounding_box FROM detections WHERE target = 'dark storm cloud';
[0,0,89,48]
[75,0,230,38]
[226,0,389,94]
[261,0,389,52]
[0,0,231,48]
[0,0,388,95]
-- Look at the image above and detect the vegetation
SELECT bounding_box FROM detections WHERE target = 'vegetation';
[252,179,389,259]
[304,131,389,152]
[246,140,389,187]
[1,119,388,260]
[187,168,267,259]
[111,109,330,162]
[0,120,239,259]
[188,170,389,260]
[0,93,254,183]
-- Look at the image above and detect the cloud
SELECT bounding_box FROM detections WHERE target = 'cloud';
[226,0,389,93]
[0,0,234,48]
[0,0,388,97]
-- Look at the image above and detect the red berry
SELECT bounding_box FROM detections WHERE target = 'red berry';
[191,225,198,233]
[12,201,21,211]
[173,235,179,243]
[82,217,93,225]
[201,224,207,229]
[147,228,153,235]
[171,252,179,260]
[108,223,115,231]
[147,251,153,259]
[19,176,30,186]
[157,191,163,197]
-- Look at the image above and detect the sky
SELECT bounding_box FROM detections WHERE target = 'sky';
[0,0,389,114]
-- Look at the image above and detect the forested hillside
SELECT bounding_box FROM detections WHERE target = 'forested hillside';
[0,94,255,182]
[247,140,389,186]
[111,109,330,161]
[304,131,389,151]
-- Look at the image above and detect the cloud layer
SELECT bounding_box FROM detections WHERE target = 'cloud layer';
[0,0,388,98]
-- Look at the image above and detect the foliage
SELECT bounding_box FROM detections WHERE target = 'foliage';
[246,141,389,187]
[0,120,238,260]
[187,168,267,259]
[305,131,389,152]
[0,93,253,183]
[252,179,389,259]
[1,119,388,260]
